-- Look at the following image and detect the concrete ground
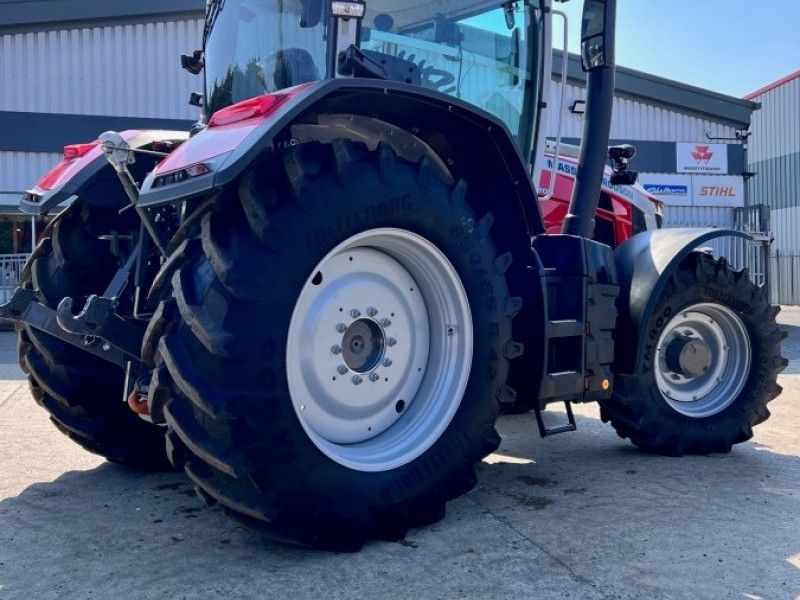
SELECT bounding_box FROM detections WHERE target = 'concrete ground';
[1,310,799,600]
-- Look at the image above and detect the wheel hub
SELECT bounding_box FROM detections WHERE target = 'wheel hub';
[664,335,713,378]
[342,318,385,373]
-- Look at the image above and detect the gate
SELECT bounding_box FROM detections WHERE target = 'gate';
[662,204,772,291]
[0,254,30,304]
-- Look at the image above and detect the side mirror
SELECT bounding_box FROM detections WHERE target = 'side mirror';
[181,50,204,75]
[580,0,616,71]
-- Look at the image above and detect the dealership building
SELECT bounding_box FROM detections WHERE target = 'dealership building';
[0,1,791,300]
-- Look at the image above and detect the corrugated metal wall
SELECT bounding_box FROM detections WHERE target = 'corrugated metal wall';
[748,75,800,304]
[0,17,203,119]
[0,151,61,204]
[0,15,203,204]
[547,79,740,142]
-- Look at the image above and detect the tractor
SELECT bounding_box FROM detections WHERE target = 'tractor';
[4,0,786,551]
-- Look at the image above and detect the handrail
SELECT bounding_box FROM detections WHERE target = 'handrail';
[542,9,568,202]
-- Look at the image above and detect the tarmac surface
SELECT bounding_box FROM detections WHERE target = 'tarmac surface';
[1,309,799,600]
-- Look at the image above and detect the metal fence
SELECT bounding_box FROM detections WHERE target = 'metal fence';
[0,254,30,304]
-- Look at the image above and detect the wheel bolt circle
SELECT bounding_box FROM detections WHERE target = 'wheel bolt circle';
[367,307,378,317]
[351,309,361,319]
[336,323,347,333]
[383,358,393,368]
[369,373,380,382]
[352,375,363,385]
[387,338,397,347]
[380,318,392,328]
[338,365,349,375]
[332,345,342,355]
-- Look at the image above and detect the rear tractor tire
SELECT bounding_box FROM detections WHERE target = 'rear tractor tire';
[152,141,524,550]
[18,203,169,469]
[601,252,787,455]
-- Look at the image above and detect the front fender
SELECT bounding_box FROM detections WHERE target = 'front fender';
[613,228,750,374]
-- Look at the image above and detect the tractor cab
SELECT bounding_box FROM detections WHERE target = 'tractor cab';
[203,0,546,158]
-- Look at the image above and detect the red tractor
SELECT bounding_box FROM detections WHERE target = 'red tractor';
[4,0,785,550]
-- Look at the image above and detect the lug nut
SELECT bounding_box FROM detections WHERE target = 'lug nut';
[336,323,347,333]
[369,373,380,382]
[352,375,363,385]
[383,358,393,368]
[380,318,392,328]
[387,338,397,347]
[367,307,378,317]
[351,309,361,318]
[331,345,342,355]
[338,365,349,375]
[102,343,111,352]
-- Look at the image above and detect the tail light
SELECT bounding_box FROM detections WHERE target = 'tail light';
[63,142,99,160]
[207,83,315,128]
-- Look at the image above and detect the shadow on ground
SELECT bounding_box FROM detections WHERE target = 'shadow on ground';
[1,410,798,600]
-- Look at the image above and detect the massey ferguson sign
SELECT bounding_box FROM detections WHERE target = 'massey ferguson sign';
[677,142,729,174]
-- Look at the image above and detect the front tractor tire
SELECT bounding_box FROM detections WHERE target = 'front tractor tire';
[602,252,787,456]
[154,141,522,550]
[19,204,169,469]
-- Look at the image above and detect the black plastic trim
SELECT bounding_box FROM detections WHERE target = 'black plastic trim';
[613,228,750,374]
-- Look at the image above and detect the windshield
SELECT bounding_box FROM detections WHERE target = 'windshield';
[204,0,328,116]
[360,1,542,147]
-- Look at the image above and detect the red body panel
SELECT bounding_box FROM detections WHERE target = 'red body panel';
[32,130,143,192]
[537,154,659,246]
[154,83,317,177]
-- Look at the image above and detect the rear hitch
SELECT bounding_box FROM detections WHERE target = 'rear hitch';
[0,287,129,368]
[56,295,145,362]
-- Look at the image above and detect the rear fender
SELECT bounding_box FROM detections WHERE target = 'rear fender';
[613,228,750,374]
[138,79,545,241]
[22,130,189,215]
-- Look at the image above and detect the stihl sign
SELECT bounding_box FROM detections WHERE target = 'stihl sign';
[699,185,737,197]
[677,142,729,174]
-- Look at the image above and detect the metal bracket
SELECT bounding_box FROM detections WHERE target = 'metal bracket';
[56,295,145,362]
[0,288,129,369]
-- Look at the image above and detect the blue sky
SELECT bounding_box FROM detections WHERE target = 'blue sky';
[553,0,800,98]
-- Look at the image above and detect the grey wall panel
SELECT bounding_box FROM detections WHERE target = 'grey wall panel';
[552,50,756,128]
[747,75,800,291]
[0,151,62,205]
[0,18,204,120]
[546,80,741,144]
[0,1,203,30]
[0,111,195,152]
[749,152,800,211]
[748,76,800,164]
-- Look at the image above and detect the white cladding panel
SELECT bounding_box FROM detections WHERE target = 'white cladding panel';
[0,18,203,120]
[546,79,739,142]
[748,76,800,164]
[0,151,61,205]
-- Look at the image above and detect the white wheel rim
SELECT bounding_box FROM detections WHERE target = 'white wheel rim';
[654,303,751,418]
[286,228,473,472]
